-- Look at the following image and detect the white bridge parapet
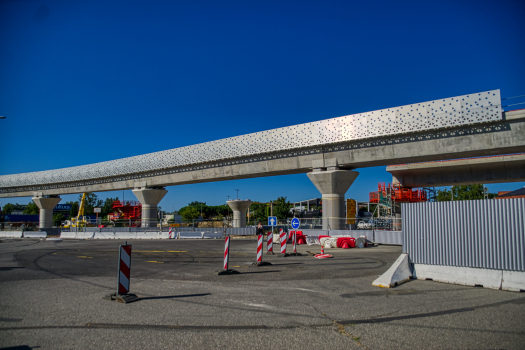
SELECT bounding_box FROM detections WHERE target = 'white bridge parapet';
[0,90,501,193]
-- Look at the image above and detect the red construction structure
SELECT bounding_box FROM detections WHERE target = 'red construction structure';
[108,200,142,225]
[369,183,428,204]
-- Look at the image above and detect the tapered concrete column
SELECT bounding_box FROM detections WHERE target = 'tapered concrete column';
[32,196,61,229]
[132,187,167,227]
[227,200,252,228]
[307,170,359,230]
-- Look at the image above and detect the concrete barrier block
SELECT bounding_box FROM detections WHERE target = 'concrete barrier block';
[76,232,96,239]
[203,232,223,239]
[413,264,502,290]
[158,232,171,239]
[0,231,23,238]
[373,253,412,288]
[23,231,47,238]
[115,233,137,240]
[60,232,77,239]
[136,232,159,239]
[502,271,525,292]
[93,232,115,240]
[179,232,202,239]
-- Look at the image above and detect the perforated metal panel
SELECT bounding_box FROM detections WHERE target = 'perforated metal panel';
[0,90,501,189]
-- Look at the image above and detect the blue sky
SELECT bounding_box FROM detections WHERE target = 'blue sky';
[1,0,524,211]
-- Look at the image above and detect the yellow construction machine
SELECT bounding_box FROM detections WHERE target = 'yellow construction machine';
[62,193,93,228]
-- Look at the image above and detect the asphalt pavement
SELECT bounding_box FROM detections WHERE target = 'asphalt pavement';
[0,237,524,349]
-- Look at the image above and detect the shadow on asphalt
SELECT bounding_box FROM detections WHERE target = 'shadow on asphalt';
[239,270,281,275]
[139,293,211,301]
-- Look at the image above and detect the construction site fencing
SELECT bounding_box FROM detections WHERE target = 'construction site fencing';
[403,199,525,272]
[0,222,39,231]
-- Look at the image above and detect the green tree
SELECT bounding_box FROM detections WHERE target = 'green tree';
[2,203,24,214]
[23,202,40,215]
[436,185,496,201]
[68,201,79,218]
[101,197,118,217]
[79,193,100,216]
[53,213,65,226]
[273,197,292,219]
[179,206,200,222]
[251,202,268,223]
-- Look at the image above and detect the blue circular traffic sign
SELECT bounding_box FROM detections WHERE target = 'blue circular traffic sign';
[291,217,300,229]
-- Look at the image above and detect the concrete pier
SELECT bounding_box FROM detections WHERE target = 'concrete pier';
[307,170,359,230]
[32,195,61,229]
[132,187,167,227]
[227,200,252,228]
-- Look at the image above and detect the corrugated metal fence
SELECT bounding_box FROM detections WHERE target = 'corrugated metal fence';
[402,199,525,272]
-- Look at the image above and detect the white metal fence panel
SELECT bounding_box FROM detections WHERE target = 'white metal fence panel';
[375,231,403,245]
[226,227,256,236]
[402,199,525,272]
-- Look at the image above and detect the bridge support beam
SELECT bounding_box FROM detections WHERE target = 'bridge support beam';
[132,187,167,227]
[32,195,61,229]
[227,200,252,228]
[307,169,359,230]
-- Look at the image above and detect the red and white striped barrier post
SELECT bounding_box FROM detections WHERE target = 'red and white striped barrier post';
[253,234,272,265]
[118,244,131,294]
[218,236,240,275]
[257,235,263,262]
[224,236,230,270]
[105,242,139,303]
[168,227,173,239]
[280,229,289,256]
[280,229,286,254]
[267,232,273,254]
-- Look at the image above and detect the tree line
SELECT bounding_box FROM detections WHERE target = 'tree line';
[176,197,292,223]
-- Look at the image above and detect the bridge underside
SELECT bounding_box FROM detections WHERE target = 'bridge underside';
[388,153,525,188]
[1,111,524,198]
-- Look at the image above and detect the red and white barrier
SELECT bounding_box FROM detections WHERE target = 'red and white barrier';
[257,235,263,262]
[223,236,230,270]
[168,227,173,239]
[267,232,273,252]
[280,229,287,254]
[118,244,132,295]
[292,231,297,254]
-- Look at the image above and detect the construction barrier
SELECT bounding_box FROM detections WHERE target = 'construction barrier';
[336,237,356,248]
[179,232,204,239]
[23,231,47,238]
[256,235,263,262]
[168,227,173,239]
[93,232,116,239]
[0,231,23,238]
[224,237,230,270]
[118,244,132,294]
[280,229,287,254]
[202,232,223,239]
[115,232,137,240]
[135,232,158,240]
[158,232,171,239]
[267,232,273,252]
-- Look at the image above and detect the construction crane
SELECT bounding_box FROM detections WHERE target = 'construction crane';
[62,193,92,228]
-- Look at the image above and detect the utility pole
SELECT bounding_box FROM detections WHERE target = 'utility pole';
[235,189,240,199]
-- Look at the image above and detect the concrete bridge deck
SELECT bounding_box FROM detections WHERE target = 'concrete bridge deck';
[2,89,524,198]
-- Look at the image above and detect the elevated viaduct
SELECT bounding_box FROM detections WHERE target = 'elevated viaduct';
[1,90,524,229]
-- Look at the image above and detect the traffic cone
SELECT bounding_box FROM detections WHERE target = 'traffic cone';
[342,242,349,249]
[321,244,324,254]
